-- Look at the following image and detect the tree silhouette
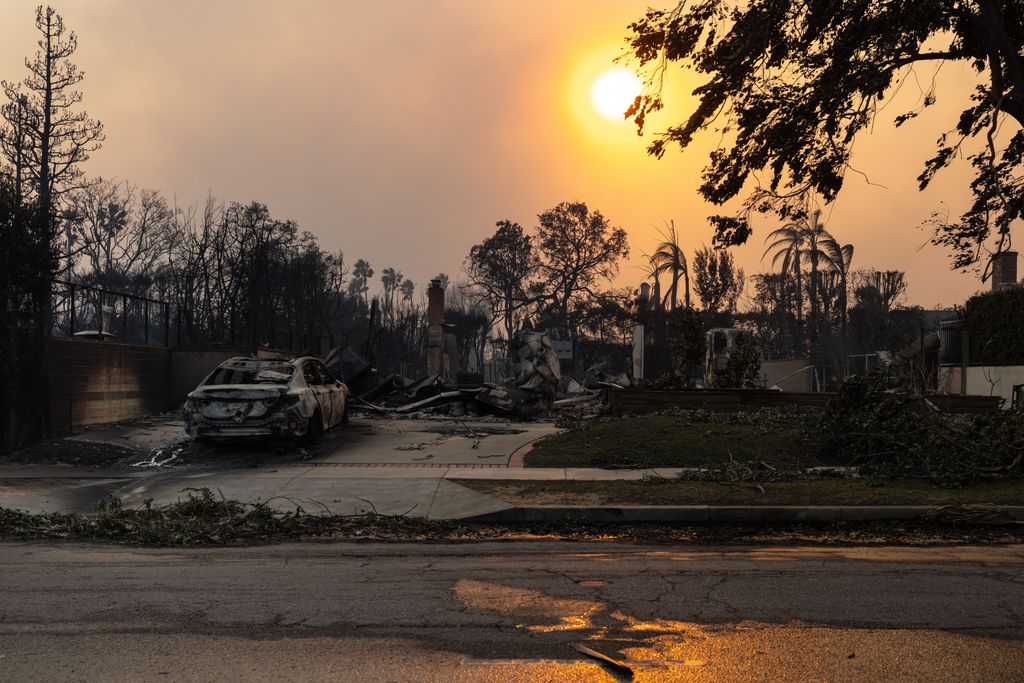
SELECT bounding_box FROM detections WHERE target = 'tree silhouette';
[649,219,690,310]
[1,6,104,227]
[68,179,174,293]
[0,6,103,444]
[534,201,629,336]
[380,266,403,323]
[625,1,1024,272]
[693,246,744,320]
[399,278,415,305]
[465,220,537,352]
[764,211,852,344]
[348,258,374,307]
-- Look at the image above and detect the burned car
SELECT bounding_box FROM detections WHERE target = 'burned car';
[184,357,349,441]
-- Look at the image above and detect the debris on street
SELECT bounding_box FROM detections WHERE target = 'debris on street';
[2,488,1023,546]
[571,643,634,680]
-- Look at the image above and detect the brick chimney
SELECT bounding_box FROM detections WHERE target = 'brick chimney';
[991,251,1018,291]
[427,278,445,326]
[426,279,446,377]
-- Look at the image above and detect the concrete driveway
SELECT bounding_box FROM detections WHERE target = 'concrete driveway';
[0,416,558,519]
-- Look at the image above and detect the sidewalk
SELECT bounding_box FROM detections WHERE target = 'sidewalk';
[0,462,685,519]
[3,417,1021,524]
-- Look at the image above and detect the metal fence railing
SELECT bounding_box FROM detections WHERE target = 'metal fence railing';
[50,280,170,347]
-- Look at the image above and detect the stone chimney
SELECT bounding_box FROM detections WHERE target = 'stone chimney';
[991,251,1018,291]
[427,278,445,326]
[426,279,446,378]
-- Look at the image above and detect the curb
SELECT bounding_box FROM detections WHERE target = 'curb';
[461,505,1024,524]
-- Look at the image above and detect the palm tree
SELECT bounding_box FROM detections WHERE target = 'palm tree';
[380,266,403,322]
[802,211,831,342]
[763,221,806,347]
[399,278,415,305]
[650,220,690,310]
[349,258,374,308]
[765,210,850,345]
[638,257,665,314]
[817,236,854,330]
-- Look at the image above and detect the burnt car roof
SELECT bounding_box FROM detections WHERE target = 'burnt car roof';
[220,356,321,368]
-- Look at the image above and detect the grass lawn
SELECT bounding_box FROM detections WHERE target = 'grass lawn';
[526,413,817,468]
[461,479,1024,507]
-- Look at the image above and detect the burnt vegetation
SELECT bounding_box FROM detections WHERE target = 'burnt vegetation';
[1,486,1021,546]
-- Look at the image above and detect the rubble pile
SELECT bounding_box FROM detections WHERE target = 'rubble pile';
[325,330,616,421]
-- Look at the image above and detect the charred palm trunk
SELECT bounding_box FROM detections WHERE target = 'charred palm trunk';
[683,265,691,310]
[793,253,804,353]
[808,251,819,347]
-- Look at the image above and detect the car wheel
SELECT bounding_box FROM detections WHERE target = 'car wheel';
[304,410,324,444]
[341,402,350,426]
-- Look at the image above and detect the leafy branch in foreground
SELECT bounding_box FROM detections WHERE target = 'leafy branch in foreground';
[0,489,455,545]
[821,371,1024,486]
[624,1,1024,271]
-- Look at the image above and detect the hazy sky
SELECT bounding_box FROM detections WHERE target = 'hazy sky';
[0,1,1003,306]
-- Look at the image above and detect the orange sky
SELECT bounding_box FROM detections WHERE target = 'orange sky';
[0,0,1007,307]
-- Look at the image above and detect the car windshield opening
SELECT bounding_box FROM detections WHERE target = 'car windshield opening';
[204,365,294,385]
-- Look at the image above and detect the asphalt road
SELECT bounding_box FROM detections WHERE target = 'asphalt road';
[2,542,1024,682]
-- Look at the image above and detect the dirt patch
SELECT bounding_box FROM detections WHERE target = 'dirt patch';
[0,439,139,468]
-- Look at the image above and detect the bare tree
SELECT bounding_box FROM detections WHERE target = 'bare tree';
[464,220,537,355]
[0,91,32,203]
[69,179,174,292]
[1,6,104,225]
[853,269,908,314]
[0,6,103,443]
[444,282,491,373]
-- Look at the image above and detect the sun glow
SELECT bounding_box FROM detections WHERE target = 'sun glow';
[589,68,642,122]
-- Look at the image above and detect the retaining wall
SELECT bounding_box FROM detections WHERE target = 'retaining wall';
[48,337,171,432]
[47,340,271,432]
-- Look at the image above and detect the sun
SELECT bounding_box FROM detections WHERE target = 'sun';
[589,68,642,122]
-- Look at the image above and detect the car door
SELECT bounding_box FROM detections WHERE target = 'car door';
[318,360,347,425]
[302,361,332,429]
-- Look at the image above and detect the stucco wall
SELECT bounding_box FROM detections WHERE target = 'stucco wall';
[937,365,1024,408]
[48,337,171,431]
[761,359,813,392]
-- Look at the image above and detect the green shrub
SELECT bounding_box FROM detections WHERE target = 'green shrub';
[965,288,1024,364]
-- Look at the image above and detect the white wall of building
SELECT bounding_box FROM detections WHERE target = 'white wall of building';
[937,365,1024,408]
